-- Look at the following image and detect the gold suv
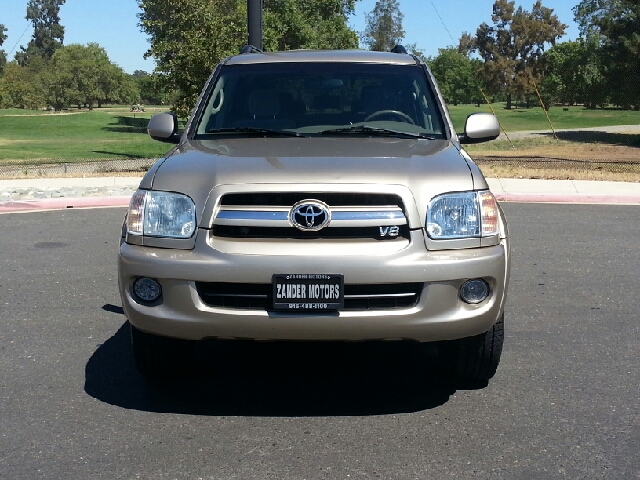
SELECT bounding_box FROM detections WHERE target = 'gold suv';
[118,47,510,384]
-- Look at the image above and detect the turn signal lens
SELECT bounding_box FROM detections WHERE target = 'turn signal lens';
[479,191,499,236]
[126,190,146,235]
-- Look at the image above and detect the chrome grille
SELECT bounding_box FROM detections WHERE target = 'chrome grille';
[196,282,423,311]
[213,192,409,240]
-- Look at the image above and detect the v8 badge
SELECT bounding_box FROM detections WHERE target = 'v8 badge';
[379,226,400,237]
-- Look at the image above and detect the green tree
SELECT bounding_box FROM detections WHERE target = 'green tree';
[40,60,74,111]
[541,37,607,108]
[94,63,141,107]
[540,41,582,105]
[15,0,66,66]
[133,71,171,105]
[0,62,46,109]
[137,0,246,117]
[361,0,404,51]
[41,43,137,110]
[573,0,640,109]
[137,0,361,117]
[116,73,142,106]
[461,0,566,109]
[60,44,108,108]
[0,24,7,75]
[263,0,359,51]
[428,48,485,105]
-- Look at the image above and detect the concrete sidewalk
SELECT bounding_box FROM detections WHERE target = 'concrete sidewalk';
[486,178,640,204]
[0,176,639,214]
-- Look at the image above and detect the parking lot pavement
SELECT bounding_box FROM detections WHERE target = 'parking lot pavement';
[0,176,639,213]
[1,204,638,478]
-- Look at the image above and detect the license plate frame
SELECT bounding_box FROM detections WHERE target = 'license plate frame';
[272,274,344,310]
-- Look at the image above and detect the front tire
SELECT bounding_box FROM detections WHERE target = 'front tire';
[130,324,195,380]
[442,314,504,386]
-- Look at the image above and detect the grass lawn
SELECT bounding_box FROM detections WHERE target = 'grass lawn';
[1,103,639,168]
[447,103,640,134]
[0,107,171,163]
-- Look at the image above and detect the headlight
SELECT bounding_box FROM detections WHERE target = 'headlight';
[126,190,196,238]
[426,190,499,239]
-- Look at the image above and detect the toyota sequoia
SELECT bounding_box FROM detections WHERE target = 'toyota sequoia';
[118,46,510,384]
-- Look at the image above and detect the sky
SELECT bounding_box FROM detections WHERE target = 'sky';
[1,0,581,74]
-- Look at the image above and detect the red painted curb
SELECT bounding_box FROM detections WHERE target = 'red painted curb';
[0,196,131,213]
[495,193,640,204]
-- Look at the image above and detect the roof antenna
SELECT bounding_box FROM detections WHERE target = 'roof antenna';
[391,45,407,54]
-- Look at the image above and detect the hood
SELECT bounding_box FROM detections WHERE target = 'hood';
[146,137,485,224]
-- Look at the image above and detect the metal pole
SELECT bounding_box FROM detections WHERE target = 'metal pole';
[247,0,263,50]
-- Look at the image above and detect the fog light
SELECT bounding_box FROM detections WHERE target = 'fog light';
[460,279,490,304]
[133,277,162,303]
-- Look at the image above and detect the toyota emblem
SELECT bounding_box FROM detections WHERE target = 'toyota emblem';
[289,200,331,231]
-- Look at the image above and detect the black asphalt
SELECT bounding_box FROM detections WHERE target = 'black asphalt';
[0,204,638,479]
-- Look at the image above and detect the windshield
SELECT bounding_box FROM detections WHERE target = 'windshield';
[194,62,446,138]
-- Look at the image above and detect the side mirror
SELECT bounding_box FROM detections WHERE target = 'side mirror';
[147,112,180,144]
[459,113,500,144]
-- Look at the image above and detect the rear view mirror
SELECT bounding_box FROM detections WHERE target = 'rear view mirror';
[459,113,500,144]
[148,112,180,144]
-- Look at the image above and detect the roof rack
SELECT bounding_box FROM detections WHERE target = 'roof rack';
[240,45,263,54]
[390,45,408,54]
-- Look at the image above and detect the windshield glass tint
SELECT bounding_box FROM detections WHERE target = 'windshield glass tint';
[195,62,446,138]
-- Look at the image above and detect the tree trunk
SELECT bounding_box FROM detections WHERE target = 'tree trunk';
[506,94,512,110]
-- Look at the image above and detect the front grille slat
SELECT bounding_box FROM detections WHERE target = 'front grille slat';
[211,225,410,239]
[196,282,423,311]
[214,207,406,227]
[220,192,405,208]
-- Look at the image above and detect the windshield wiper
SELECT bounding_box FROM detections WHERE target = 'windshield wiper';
[205,127,306,137]
[317,125,434,139]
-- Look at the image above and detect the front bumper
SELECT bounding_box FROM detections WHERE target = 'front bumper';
[118,230,509,342]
